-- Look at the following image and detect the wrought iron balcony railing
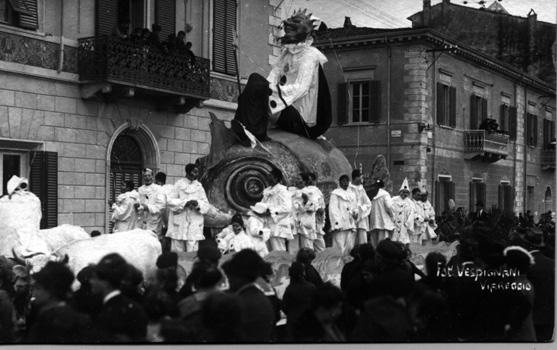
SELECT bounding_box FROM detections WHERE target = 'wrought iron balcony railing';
[541,149,556,170]
[77,36,210,99]
[463,130,510,161]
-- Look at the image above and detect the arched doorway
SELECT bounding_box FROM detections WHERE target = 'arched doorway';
[105,121,160,233]
[110,133,144,202]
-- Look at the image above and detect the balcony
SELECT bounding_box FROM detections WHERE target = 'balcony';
[541,149,556,170]
[77,36,210,110]
[463,130,510,162]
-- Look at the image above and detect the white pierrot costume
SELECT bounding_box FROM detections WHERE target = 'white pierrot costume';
[411,197,426,243]
[348,183,372,231]
[267,37,328,126]
[137,182,166,235]
[257,183,293,240]
[391,178,415,244]
[421,197,438,240]
[369,188,396,231]
[245,208,271,257]
[295,185,324,240]
[166,178,210,242]
[216,225,255,254]
[304,185,326,236]
[328,187,358,232]
[111,189,140,232]
[289,186,303,235]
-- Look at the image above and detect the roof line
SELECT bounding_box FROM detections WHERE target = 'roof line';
[407,2,556,26]
[315,28,555,94]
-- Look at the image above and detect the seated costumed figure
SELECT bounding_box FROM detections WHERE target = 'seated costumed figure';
[231,9,332,146]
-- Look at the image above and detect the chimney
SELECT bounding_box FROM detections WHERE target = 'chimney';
[422,0,431,26]
[343,16,355,28]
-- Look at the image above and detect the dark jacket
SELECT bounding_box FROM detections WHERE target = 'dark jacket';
[94,293,148,343]
[236,284,275,342]
[282,280,316,336]
[26,304,94,343]
[527,251,554,341]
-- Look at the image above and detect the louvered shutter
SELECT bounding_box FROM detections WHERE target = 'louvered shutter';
[509,106,517,140]
[155,0,176,43]
[533,115,538,146]
[505,186,515,214]
[14,0,38,29]
[481,98,488,123]
[449,181,455,203]
[436,83,444,125]
[213,0,237,75]
[30,151,58,229]
[337,83,347,125]
[468,182,475,212]
[449,86,456,127]
[369,80,381,123]
[500,105,506,133]
[213,0,226,73]
[470,95,477,129]
[225,0,237,75]
[479,182,486,208]
[95,0,118,36]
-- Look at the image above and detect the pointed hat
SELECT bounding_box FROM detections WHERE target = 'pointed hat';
[399,177,410,193]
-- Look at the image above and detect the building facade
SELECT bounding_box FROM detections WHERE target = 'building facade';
[0,0,287,233]
[316,26,555,216]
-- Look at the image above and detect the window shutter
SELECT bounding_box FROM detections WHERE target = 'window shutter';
[369,80,381,123]
[505,186,515,214]
[449,181,455,203]
[15,0,38,29]
[95,0,118,36]
[225,0,237,75]
[449,86,456,127]
[481,97,488,122]
[155,0,176,42]
[436,83,444,125]
[212,0,237,75]
[470,95,477,129]
[337,83,347,125]
[469,182,475,212]
[479,182,486,207]
[499,105,507,133]
[533,115,538,146]
[509,106,517,140]
[498,184,504,210]
[29,151,58,229]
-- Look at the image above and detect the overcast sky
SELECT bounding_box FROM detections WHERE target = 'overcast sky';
[287,0,556,28]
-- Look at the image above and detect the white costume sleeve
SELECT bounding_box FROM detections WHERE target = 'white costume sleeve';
[268,187,292,224]
[328,193,341,231]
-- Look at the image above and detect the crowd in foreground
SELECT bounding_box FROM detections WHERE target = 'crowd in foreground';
[0,213,554,343]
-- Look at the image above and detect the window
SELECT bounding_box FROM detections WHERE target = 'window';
[436,83,456,127]
[500,104,518,140]
[435,176,455,215]
[498,183,514,214]
[469,180,486,212]
[0,151,28,196]
[543,118,555,149]
[213,0,237,75]
[0,0,38,29]
[470,94,487,130]
[526,113,538,146]
[526,186,535,212]
[337,80,381,125]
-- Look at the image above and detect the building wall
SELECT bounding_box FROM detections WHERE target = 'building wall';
[321,37,555,215]
[0,70,237,233]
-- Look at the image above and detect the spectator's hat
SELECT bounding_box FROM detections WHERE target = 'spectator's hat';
[93,253,128,287]
[32,261,74,300]
[377,239,406,263]
[7,175,28,195]
[156,252,178,269]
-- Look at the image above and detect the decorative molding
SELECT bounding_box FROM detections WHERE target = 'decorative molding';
[210,76,240,103]
[0,30,77,73]
[343,65,377,72]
